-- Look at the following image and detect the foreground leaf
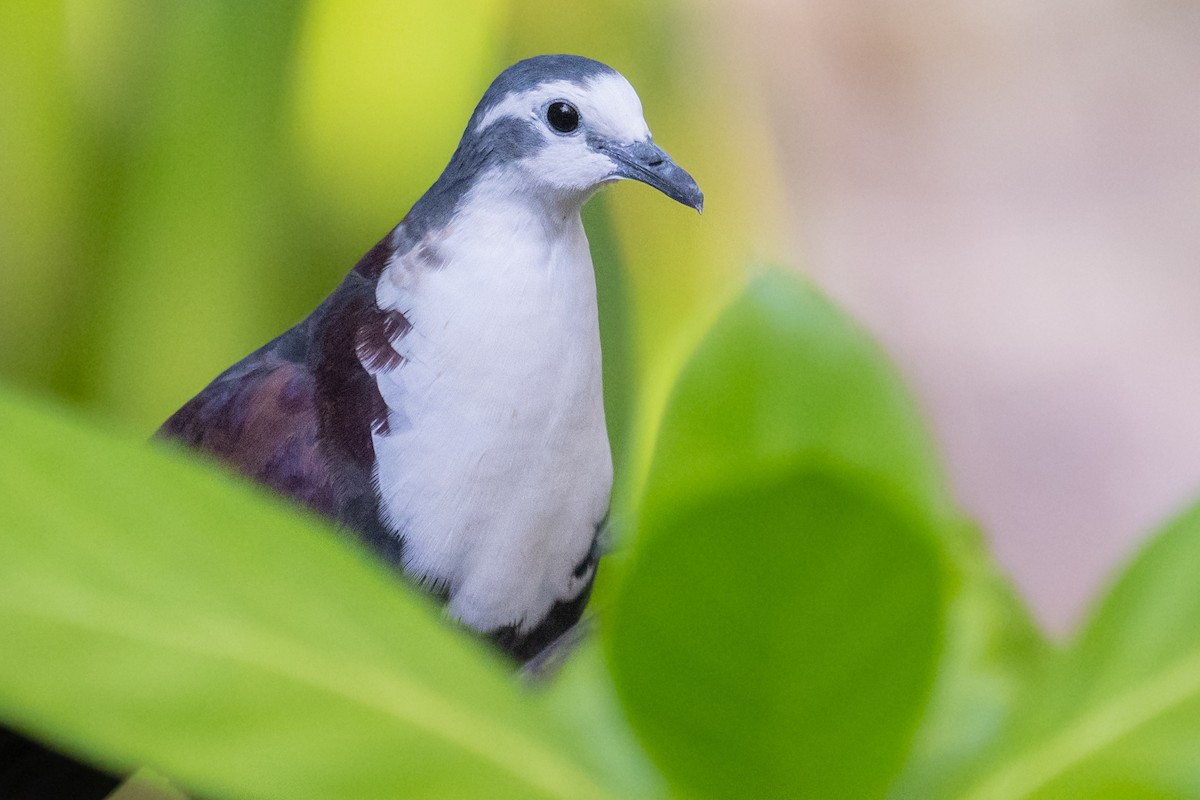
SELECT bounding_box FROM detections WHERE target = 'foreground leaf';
[532,635,666,800]
[606,272,948,797]
[0,387,613,800]
[888,520,1050,799]
[624,269,1050,797]
[608,467,944,799]
[955,499,1200,799]
[634,270,955,525]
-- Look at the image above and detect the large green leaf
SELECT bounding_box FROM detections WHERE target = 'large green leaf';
[953,499,1200,799]
[616,270,1048,798]
[606,272,949,797]
[0,387,616,800]
[608,466,944,799]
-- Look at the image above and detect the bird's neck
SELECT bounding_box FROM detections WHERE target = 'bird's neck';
[368,170,611,636]
[374,169,602,398]
[465,167,594,237]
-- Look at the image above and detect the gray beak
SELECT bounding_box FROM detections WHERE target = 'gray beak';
[600,139,704,212]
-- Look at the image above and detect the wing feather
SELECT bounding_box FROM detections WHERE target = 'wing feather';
[157,267,403,563]
[158,343,336,517]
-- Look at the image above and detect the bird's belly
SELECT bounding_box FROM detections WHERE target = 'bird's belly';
[370,260,611,634]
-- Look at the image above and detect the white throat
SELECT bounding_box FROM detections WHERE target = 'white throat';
[368,170,612,634]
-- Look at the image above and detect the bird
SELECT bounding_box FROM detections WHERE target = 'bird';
[158,54,703,664]
[0,53,702,800]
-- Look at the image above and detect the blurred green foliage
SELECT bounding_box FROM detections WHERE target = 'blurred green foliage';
[5,4,1200,799]
[617,275,950,796]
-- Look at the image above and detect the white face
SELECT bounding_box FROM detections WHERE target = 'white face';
[473,72,653,200]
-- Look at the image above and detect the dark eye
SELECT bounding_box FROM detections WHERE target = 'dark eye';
[546,101,580,133]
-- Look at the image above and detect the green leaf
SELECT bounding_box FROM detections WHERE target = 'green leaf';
[532,636,667,800]
[954,499,1200,799]
[636,270,955,525]
[608,468,944,799]
[606,272,948,798]
[622,269,1048,798]
[0,386,616,800]
[888,520,1051,799]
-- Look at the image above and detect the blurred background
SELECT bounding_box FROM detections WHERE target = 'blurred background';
[1,0,1197,636]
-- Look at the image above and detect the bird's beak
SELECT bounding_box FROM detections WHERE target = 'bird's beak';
[601,139,704,213]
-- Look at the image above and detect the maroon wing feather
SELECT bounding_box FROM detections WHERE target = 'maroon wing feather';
[157,239,408,567]
[158,351,337,517]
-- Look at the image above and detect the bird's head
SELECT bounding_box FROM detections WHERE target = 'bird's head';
[456,55,704,213]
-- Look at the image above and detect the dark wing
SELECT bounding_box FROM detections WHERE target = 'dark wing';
[157,258,405,565]
[157,326,337,519]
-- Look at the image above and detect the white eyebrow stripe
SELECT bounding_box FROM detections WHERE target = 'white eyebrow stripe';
[473,80,582,134]
[579,72,650,142]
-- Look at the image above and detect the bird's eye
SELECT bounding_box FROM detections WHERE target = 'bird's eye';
[546,101,580,133]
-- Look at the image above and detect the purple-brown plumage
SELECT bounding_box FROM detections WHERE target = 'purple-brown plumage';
[157,243,399,554]
[159,356,336,516]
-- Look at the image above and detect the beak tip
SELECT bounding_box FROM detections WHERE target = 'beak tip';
[603,139,705,215]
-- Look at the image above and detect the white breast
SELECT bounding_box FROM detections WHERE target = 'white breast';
[370,176,612,634]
